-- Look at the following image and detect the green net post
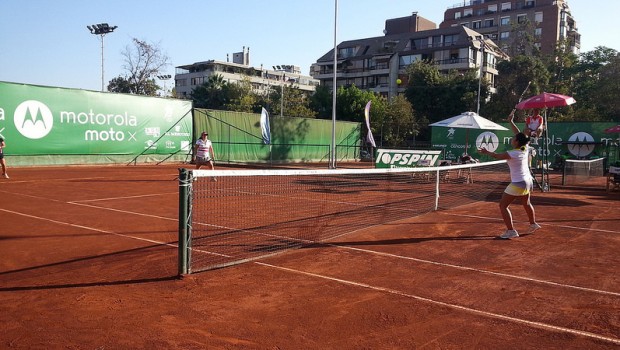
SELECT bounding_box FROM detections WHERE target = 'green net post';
[178,168,192,276]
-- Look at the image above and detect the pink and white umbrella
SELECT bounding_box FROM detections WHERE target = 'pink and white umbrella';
[515,92,576,110]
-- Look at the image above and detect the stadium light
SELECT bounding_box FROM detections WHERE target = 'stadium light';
[157,74,172,97]
[87,23,118,91]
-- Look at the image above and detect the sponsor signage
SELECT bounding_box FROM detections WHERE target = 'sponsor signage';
[0,81,192,155]
[375,149,442,168]
[431,123,619,162]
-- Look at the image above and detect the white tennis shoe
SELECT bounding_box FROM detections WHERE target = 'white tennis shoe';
[527,223,541,234]
[500,229,519,239]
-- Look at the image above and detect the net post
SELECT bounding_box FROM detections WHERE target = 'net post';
[178,168,192,276]
[434,169,440,211]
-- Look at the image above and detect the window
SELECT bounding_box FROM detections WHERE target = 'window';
[501,2,512,11]
[454,12,461,20]
[501,17,511,26]
[412,38,429,49]
[484,18,495,28]
[500,31,510,40]
[473,20,482,29]
[338,47,356,58]
[535,12,543,23]
[535,28,542,36]
[449,49,460,62]
[399,54,421,67]
[464,8,473,17]
[488,4,497,13]
[444,34,459,46]
[517,14,528,24]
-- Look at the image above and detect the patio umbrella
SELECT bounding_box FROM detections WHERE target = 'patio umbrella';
[604,125,620,134]
[515,92,576,110]
[430,111,508,155]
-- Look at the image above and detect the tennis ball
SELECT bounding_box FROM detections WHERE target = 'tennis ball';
[396,79,402,85]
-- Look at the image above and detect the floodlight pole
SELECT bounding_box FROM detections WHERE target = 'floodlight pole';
[476,36,485,115]
[87,23,118,92]
[330,0,338,169]
[281,82,284,117]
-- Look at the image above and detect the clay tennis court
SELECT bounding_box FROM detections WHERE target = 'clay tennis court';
[1,163,619,349]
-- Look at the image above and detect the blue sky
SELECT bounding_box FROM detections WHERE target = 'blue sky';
[0,0,617,92]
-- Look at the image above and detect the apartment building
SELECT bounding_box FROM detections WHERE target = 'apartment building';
[174,47,319,99]
[440,0,580,55]
[311,13,507,100]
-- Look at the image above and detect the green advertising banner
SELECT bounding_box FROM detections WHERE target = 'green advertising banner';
[374,149,443,168]
[0,81,193,156]
[194,109,362,163]
[431,122,620,165]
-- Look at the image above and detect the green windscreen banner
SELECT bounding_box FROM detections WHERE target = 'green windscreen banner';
[431,121,620,163]
[194,109,362,163]
[0,81,193,156]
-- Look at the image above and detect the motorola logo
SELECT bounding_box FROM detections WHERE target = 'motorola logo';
[13,100,54,139]
[476,132,500,152]
[567,132,595,158]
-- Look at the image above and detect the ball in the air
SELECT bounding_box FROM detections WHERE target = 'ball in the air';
[396,79,402,85]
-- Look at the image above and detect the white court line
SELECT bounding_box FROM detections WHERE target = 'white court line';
[13,187,619,298]
[443,212,620,234]
[0,208,176,248]
[70,192,178,203]
[258,262,620,346]
[6,186,618,298]
[4,196,619,344]
[330,243,620,297]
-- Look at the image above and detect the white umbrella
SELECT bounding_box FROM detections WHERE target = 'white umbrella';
[430,111,508,155]
[430,111,508,130]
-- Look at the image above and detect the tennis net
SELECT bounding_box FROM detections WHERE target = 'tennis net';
[562,158,605,185]
[178,160,508,274]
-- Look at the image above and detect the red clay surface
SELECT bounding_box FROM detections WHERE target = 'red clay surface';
[1,163,619,349]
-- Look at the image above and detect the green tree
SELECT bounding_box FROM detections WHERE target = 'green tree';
[270,84,316,118]
[382,95,417,147]
[505,19,539,58]
[572,46,619,121]
[191,74,228,109]
[591,55,620,119]
[225,77,257,113]
[405,60,487,139]
[483,55,549,121]
[309,85,333,119]
[108,38,169,96]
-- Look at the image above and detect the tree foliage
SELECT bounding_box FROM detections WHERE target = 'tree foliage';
[108,38,169,96]
[483,55,549,121]
[404,60,487,139]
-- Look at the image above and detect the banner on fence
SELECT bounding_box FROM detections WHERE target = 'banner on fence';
[0,81,192,156]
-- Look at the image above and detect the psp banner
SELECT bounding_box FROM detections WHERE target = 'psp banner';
[375,149,442,168]
[0,81,192,155]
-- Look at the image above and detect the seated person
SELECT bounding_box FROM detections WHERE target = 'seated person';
[460,154,479,164]
[525,109,544,137]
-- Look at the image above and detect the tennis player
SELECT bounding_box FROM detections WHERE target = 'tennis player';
[0,136,8,179]
[477,111,541,239]
[192,131,216,171]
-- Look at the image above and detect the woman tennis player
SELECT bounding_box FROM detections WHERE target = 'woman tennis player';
[193,131,216,171]
[477,111,541,239]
